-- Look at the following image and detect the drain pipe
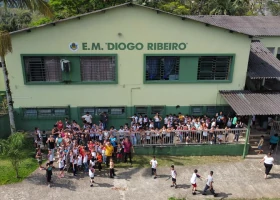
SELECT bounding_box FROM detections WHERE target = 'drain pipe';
[130,87,141,116]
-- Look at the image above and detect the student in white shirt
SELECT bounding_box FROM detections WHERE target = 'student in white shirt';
[170,165,177,188]
[82,112,93,124]
[190,169,202,195]
[58,156,65,178]
[89,164,95,187]
[202,171,217,196]
[150,156,158,179]
[83,152,88,172]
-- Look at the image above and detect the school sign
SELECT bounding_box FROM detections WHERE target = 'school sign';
[69,42,188,51]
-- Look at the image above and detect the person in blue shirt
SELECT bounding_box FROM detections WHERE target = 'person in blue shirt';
[109,134,117,157]
[270,133,279,153]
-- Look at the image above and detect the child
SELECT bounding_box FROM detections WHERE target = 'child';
[89,164,95,187]
[190,169,202,195]
[58,156,65,178]
[73,155,78,176]
[116,143,122,163]
[170,165,177,188]
[109,158,116,178]
[258,135,264,154]
[47,150,54,166]
[96,152,103,172]
[35,148,44,170]
[77,154,83,171]
[46,163,53,187]
[150,156,158,179]
[202,171,217,196]
[83,151,89,172]
[42,130,47,148]
[102,146,106,164]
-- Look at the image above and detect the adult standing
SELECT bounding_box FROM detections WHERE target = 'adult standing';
[100,112,109,130]
[46,135,56,161]
[269,133,279,153]
[105,142,114,167]
[260,152,274,179]
[154,113,162,129]
[123,137,134,165]
[82,112,93,126]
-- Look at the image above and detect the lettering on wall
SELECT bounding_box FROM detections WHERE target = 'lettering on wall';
[69,42,188,51]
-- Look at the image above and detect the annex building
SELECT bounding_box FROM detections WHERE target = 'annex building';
[1,2,280,131]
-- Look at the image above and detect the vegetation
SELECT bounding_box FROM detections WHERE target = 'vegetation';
[268,0,280,15]
[115,155,242,168]
[0,133,36,181]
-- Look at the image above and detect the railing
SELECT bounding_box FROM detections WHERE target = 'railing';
[86,128,247,146]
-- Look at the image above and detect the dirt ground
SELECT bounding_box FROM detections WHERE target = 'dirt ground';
[0,153,279,200]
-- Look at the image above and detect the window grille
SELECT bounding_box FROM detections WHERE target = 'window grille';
[96,107,109,115]
[80,56,116,81]
[206,106,216,116]
[24,57,62,82]
[197,56,231,80]
[23,108,37,118]
[135,106,148,116]
[146,56,179,81]
[191,106,203,115]
[81,107,95,116]
[151,106,165,115]
[110,107,125,115]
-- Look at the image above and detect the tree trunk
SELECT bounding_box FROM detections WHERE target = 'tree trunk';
[1,55,16,133]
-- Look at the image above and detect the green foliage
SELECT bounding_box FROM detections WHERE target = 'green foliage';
[168,197,186,200]
[159,1,190,15]
[0,8,32,32]
[0,133,28,178]
[267,0,280,15]
[30,16,52,26]
[49,0,128,19]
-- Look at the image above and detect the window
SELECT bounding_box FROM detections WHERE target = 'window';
[80,56,116,81]
[151,106,165,115]
[110,107,125,115]
[197,56,231,80]
[95,107,109,116]
[277,48,280,60]
[38,108,68,118]
[206,106,216,116]
[23,108,37,118]
[191,106,203,115]
[145,56,179,81]
[81,107,95,116]
[267,47,275,54]
[24,57,62,82]
[135,106,148,116]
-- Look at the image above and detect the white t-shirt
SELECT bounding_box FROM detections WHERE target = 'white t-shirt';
[83,154,88,163]
[150,159,158,169]
[206,175,213,186]
[82,114,92,123]
[59,159,64,168]
[77,156,82,165]
[264,156,274,164]
[190,173,200,184]
[89,168,95,178]
[171,170,177,178]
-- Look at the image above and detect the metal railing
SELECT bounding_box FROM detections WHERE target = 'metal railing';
[86,128,247,146]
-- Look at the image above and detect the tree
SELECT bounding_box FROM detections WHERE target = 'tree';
[267,0,280,15]
[0,132,27,178]
[0,0,52,134]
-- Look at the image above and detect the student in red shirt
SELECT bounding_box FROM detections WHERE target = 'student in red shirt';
[56,120,64,131]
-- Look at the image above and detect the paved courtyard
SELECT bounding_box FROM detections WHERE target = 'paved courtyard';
[1,154,280,200]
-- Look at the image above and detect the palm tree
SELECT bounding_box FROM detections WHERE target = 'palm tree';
[0,0,52,133]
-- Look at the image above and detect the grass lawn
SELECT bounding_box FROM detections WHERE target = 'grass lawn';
[0,140,39,185]
[115,155,242,168]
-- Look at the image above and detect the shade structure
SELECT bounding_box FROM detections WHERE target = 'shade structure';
[219,90,280,116]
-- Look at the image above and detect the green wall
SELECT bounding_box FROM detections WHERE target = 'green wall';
[12,105,232,132]
[134,144,249,156]
[0,114,11,139]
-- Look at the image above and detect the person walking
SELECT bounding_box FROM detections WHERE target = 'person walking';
[170,165,177,188]
[202,171,217,196]
[260,152,274,179]
[269,133,279,153]
[150,156,158,179]
[190,169,202,195]
[257,135,264,154]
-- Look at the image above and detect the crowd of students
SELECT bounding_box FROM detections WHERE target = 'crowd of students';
[33,111,246,187]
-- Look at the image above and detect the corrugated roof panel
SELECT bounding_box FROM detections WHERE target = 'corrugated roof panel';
[220,90,280,116]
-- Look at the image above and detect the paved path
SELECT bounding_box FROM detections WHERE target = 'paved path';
[1,154,280,200]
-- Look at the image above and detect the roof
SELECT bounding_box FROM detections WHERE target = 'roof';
[219,90,280,116]
[186,15,280,36]
[247,40,280,79]
[10,3,280,37]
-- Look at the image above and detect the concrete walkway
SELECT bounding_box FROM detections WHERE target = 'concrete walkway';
[1,154,279,200]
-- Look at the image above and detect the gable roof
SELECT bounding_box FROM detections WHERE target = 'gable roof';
[10,2,280,37]
[247,40,280,79]
[186,15,280,36]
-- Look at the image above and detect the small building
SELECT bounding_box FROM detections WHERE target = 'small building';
[1,3,280,131]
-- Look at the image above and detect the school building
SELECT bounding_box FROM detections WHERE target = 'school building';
[1,2,280,134]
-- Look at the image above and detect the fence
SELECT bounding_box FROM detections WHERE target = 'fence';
[86,128,247,146]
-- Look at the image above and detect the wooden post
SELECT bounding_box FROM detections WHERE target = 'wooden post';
[243,116,252,159]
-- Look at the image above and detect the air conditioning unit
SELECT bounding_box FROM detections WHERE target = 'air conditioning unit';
[60,59,70,72]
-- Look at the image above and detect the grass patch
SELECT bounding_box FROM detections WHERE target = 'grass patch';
[115,155,242,168]
[0,139,38,185]
[206,199,280,200]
